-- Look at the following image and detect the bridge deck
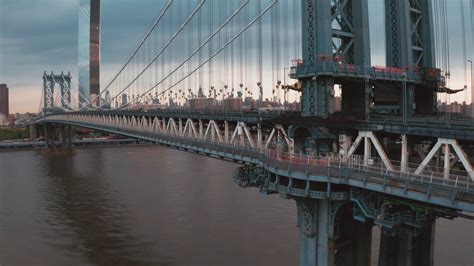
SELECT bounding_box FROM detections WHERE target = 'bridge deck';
[36,116,474,212]
[49,110,474,140]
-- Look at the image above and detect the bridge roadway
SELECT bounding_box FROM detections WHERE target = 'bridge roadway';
[72,110,474,140]
[35,112,474,212]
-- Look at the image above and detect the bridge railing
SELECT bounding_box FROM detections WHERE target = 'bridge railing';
[263,150,472,194]
[141,128,472,196]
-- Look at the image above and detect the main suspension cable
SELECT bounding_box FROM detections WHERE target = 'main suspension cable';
[95,0,207,110]
[99,0,173,98]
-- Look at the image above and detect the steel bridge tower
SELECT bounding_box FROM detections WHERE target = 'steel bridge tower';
[42,71,72,114]
[385,0,436,116]
[299,0,371,118]
[292,1,440,265]
[297,0,438,119]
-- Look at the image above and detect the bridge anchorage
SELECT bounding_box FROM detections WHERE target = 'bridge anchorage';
[32,0,473,265]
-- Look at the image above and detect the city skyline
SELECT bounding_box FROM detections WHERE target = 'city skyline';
[0,0,473,113]
[0,2,473,264]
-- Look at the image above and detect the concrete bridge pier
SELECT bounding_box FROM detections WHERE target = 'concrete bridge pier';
[43,123,55,149]
[29,124,39,141]
[42,123,75,155]
[378,223,435,266]
[296,199,372,266]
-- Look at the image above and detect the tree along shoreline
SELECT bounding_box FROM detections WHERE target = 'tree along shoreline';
[0,128,29,141]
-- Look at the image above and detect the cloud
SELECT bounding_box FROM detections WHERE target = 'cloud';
[0,0,164,113]
[0,0,473,113]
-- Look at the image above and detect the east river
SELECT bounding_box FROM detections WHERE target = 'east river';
[0,146,472,265]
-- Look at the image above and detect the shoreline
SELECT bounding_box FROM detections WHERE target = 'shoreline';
[0,139,152,152]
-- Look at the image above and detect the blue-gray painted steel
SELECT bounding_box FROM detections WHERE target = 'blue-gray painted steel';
[36,117,474,213]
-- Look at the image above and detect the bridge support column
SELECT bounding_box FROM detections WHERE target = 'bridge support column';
[60,125,66,146]
[41,123,75,155]
[297,199,333,266]
[401,134,409,173]
[338,134,352,158]
[178,119,183,136]
[43,123,55,149]
[224,121,229,144]
[296,199,372,266]
[257,124,262,150]
[444,144,450,179]
[29,124,39,141]
[67,125,72,147]
[199,120,203,139]
[43,124,49,147]
[378,223,435,266]
[401,82,414,122]
[363,135,371,166]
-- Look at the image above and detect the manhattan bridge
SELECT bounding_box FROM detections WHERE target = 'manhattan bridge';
[33,0,473,265]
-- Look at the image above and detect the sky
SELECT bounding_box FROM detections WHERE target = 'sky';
[0,0,472,113]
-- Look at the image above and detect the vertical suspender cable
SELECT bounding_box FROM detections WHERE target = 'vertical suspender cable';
[239,0,244,98]
[461,0,468,103]
[208,0,213,98]
[471,0,474,107]
[219,0,223,101]
[294,0,301,104]
[244,3,250,99]
[257,0,263,103]
[230,0,235,96]
[224,0,229,98]
[187,0,191,101]
[276,0,281,103]
[283,0,289,105]
[444,0,450,73]
[130,0,278,108]
[117,0,253,109]
[271,1,275,102]
[198,0,203,91]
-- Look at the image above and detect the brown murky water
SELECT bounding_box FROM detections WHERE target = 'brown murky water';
[0,146,472,265]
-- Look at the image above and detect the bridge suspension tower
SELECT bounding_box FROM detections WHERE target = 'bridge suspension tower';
[42,71,73,114]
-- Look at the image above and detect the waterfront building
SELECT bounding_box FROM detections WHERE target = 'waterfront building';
[0,84,9,118]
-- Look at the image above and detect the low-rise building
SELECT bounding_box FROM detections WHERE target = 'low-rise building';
[188,98,214,110]
[223,97,242,111]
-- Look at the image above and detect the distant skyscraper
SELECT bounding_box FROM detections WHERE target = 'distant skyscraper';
[78,0,100,108]
[0,84,9,117]
[121,93,128,106]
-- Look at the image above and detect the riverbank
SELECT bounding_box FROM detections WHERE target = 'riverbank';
[0,138,149,152]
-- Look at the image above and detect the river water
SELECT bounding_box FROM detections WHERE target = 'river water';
[0,146,472,265]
